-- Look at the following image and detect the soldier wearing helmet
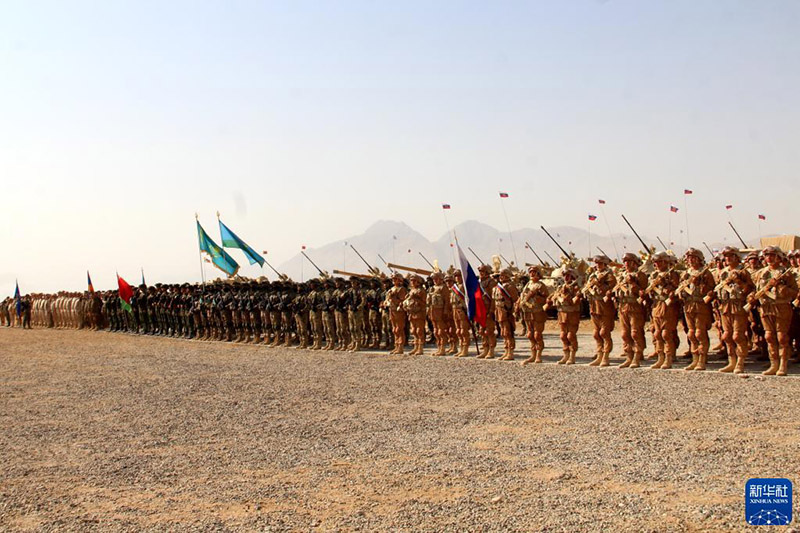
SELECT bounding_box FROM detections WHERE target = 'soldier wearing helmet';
[615,252,649,368]
[678,248,716,371]
[518,265,550,364]
[585,255,617,367]
[492,268,520,361]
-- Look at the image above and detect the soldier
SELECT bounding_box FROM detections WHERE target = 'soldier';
[645,251,681,369]
[402,275,427,355]
[347,277,366,352]
[322,278,338,350]
[517,265,549,365]
[447,271,471,357]
[749,246,798,376]
[676,248,716,371]
[365,279,383,349]
[711,246,755,373]
[385,272,408,354]
[615,253,649,368]
[307,279,324,350]
[584,255,617,367]
[788,250,800,360]
[548,268,581,364]
[378,277,394,351]
[476,264,498,359]
[333,278,351,351]
[426,272,448,356]
[268,282,283,347]
[493,268,520,361]
[293,283,310,349]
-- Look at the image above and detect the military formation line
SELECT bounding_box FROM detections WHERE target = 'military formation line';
[4,245,800,377]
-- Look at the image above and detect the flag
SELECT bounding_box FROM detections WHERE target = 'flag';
[598,199,606,205]
[588,214,597,221]
[198,220,240,277]
[759,214,766,221]
[14,280,21,317]
[670,205,679,213]
[725,204,733,210]
[87,271,94,294]
[442,204,451,210]
[455,242,485,327]
[218,219,265,267]
[684,189,693,195]
[301,245,306,250]
[117,274,133,314]
[499,192,509,198]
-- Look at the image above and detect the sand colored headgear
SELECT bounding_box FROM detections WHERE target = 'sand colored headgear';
[652,251,670,263]
[762,245,786,259]
[720,246,740,256]
[622,252,642,265]
[430,271,444,281]
[685,248,704,261]
[477,264,492,274]
[592,255,611,265]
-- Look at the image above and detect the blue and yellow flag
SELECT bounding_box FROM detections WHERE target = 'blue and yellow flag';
[218,219,265,267]
[197,220,240,277]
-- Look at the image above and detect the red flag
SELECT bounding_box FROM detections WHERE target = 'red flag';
[442,203,451,210]
[301,245,306,250]
[670,205,679,213]
[499,192,509,198]
[758,214,766,221]
[725,204,733,210]
[117,274,133,313]
[684,189,693,195]
[598,199,606,205]
[588,214,597,221]
[473,286,487,328]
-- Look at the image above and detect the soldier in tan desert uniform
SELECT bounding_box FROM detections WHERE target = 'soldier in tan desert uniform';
[584,255,617,367]
[476,264,498,359]
[517,266,549,365]
[492,268,520,361]
[427,272,448,356]
[750,246,798,376]
[677,248,716,371]
[448,271,471,357]
[615,253,649,368]
[645,251,681,369]
[548,268,581,365]
[384,272,408,355]
[402,275,427,355]
[710,247,755,373]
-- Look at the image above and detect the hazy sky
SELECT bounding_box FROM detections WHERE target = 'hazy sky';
[2,1,799,294]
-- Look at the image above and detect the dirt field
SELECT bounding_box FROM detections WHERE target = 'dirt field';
[2,327,799,532]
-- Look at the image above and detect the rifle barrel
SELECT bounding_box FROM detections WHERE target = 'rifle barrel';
[540,226,570,258]
[418,252,435,269]
[349,244,373,270]
[620,214,650,253]
[728,221,749,248]
[300,251,324,275]
[525,241,546,266]
[467,247,485,265]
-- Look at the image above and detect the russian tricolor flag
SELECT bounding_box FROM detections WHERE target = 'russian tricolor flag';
[456,242,486,328]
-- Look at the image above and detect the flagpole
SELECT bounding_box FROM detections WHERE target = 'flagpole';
[499,194,519,266]
[598,202,619,261]
[587,217,591,259]
[758,217,763,243]
[442,206,457,268]
[684,193,690,247]
[668,209,672,246]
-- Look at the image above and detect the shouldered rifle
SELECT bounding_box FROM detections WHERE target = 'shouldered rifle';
[667,265,711,306]
[467,247,485,265]
[301,251,326,276]
[525,241,546,266]
[540,226,570,259]
[704,269,743,303]
[621,214,652,255]
[744,269,794,311]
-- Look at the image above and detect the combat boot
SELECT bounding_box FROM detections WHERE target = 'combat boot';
[476,344,488,359]
[762,357,779,375]
[522,347,537,365]
[685,352,699,371]
[661,353,674,370]
[719,354,736,373]
[484,344,496,359]
[650,353,665,369]
[394,335,405,355]
[695,353,707,371]
[447,340,458,355]
[630,352,643,368]
[283,332,292,347]
[777,356,788,377]
[500,347,514,361]
[588,353,602,367]
[599,352,611,367]
[557,350,569,364]
[433,342,445,356]
[733,354,746,374]
[566,349,576,365]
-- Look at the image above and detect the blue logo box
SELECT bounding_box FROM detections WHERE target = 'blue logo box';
[745,478,792,526]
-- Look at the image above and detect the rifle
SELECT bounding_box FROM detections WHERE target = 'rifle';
[301,251,326,276]
[728,221,749,249]
[377,254,395,273]
[525,241,546,266]
[333,269,373,280]
[262,257,288,281]
[704,269,744,304]
[540,226,570,259]
[666,265,711,306]
[744,269,794,312]
[702,241,715,258]
[350,244,373,271]
[544,251,557,265]
[641,268,675,303]
[468,247,485,265]
[499,254,512,267]
[621,214,652,255]
[656,236,669,251]
[418,252,435,270]
[387,263,433,276]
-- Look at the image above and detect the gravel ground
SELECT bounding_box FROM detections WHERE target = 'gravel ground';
[1,327,800,532]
